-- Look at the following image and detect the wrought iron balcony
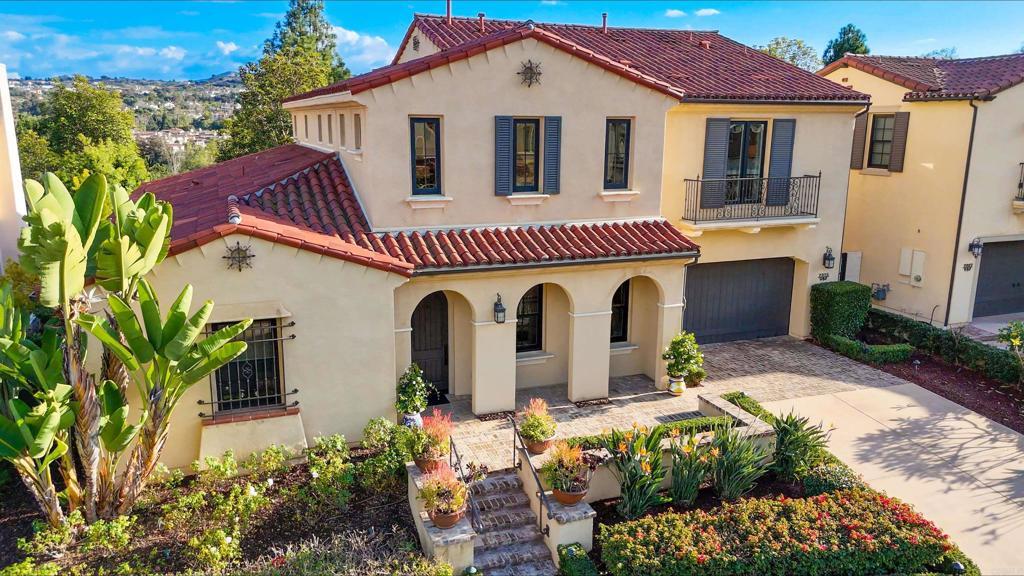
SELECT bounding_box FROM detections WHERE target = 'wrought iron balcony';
[682,173,821,224]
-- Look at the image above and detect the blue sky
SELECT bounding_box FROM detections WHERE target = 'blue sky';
[1,1,1022,80]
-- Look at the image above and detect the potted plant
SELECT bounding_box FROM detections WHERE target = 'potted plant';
[396,363,434,427]
[661,332,705,395]
[519,398,557,454]
[418,464,468,529]
[540,441,601,506]
[409,408,452,473]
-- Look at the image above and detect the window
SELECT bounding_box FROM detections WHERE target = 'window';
[303,115,309,139]
[604,119,631,190]
[410,117,441,195]
[868,114,895,169]
[725,120,767,204]
[516,285,543,352]
[340,114,346,147]
[513,118,540,192]
[291,115,297,138]
[327,114,333,144]
[211,319,284,414]
[317,114,323,142]
[610,280,630,343]
[354,113,362,149]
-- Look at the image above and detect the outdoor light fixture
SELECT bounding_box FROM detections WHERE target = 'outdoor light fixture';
[822,247,836,269]
[493,294,506,324]
[968,238,984,258]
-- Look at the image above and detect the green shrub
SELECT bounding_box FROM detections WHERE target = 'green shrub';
[810,281,872,339]
[916,548,982,576]
[0,558,60,576]
[152,462,185,489]
[519,397,557,443]
[669,432,712,508]
[18,509,83,556]
[396,363,434,415]
[192,449,239,484]
[710,426,768,501]
[161,490,208,531]
[244,444,293,479]
[558,543,599,576]
[802,461,865,496]
[83,515,136,552]
[301,435,354,512]
[721,391,776,424]
[566,416,730,450]
[822,333,914,364]
[600,489,958,576]
[997,320,1024,384]
[661,331,705,384]
[772,411,830,482]
[601,424,666,519]
[356,418,412,493]
[188,527,240,573]
[867,309,1021,384]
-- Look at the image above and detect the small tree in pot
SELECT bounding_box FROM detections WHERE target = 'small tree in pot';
[540,441,601,506]
[519,398,557,454]
[409,408,452,473]
[396,363,434,427]
[661,332,705,395]
[418,464,467,529]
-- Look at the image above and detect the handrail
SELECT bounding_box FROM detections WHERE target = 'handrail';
[449,436,483,532]
[682,173,821,224]
[507,415,554,536]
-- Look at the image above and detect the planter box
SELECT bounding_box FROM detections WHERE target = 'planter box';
[407,462,476,573]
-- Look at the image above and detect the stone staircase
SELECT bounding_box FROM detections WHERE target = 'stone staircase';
[470,470,557,576]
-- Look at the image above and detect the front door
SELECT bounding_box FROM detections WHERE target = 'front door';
[411,291,449,404]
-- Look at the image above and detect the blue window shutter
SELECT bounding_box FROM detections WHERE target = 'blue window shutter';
[700,118,730,209]
[495,116,513,196]
[766,119,796,206]
[543,116,561,194]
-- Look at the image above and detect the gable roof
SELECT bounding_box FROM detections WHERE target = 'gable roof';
[285,14,867,105]
[819,53,1024,101]
[137,144,699,275]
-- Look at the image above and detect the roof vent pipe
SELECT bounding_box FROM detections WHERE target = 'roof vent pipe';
[699,40,711,50]
[446,0,452,25]
[478,12,485,33]
[602,12,608,33]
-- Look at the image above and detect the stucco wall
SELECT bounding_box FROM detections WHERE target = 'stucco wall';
[661,103,859,337]
[0,63,25,265]
[144,234,406,469]
[394,30,441,64]
[824,66,974,324]
[287,37,675,231]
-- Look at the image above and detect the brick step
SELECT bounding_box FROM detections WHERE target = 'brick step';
[471,471,523,496]
[487,558,558,576]
[473,489,530,512]
[474,538,552,570]
[474,523,543,550]
[477,504,538,532]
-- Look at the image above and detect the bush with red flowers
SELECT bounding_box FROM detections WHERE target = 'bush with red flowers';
[599,489,963,576]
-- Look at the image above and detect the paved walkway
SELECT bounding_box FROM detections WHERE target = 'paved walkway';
[765,384,1024,575]
[449,337,904,472]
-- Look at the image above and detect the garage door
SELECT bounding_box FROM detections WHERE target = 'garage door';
[974,240,1024,317]
[684,258,794,344]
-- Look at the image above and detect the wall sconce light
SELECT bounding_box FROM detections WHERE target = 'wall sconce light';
[493,294,506,324]
[822,247,836,269]
[968,238,984,258]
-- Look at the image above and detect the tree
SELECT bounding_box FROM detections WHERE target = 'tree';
[922,47,958,59]
[822,24,870,65]
[61,136,150,191]
[756,37,822,72]
[218,45,333,160]
[264,0,349,82]
[15,127,59,181]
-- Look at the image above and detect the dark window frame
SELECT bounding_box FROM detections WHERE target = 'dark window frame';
[516,284,544,353]
[409,117,442,195]
[603,118,632,190]
[513,118,541,193]
[867,114,896,169]
[725,120,768,205]
[610,280,630,343]
[210,318,286,415]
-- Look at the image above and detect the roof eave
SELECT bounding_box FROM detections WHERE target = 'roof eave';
[411,250,700,276]
[679,96,870,106]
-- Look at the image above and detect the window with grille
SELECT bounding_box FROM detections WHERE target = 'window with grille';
[868,114,895,169]
[410,117,441,194]
[513,118,540,192]
[610,280,630,343]
[210,319,285,414]
[516,285,543,352]
[604,119,631,190]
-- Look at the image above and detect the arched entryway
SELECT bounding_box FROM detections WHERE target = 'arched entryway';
[608,275,664,381]
[514,282,571,394]
[411,291,449,404]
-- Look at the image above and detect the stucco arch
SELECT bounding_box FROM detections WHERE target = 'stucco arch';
[514,282,572,391]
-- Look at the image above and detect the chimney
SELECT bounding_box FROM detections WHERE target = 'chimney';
[446,0,452,25]
[602,12,608,33]
[699,40,712,50]
[478,12,485,33]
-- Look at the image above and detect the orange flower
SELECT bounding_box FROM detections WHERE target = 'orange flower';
[710,447,720,458]
[618,442,628,453]
[641,460,652,474]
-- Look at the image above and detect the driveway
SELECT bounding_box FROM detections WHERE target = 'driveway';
[765,383,1024,575]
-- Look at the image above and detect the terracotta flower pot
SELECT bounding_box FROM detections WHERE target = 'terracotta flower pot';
[525,435,555,455]
[552,488,587,506]
[428,507,466,529]
[414,456,446,474]
[667,376,686,396]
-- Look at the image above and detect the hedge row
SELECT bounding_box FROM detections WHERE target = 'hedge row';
[809,281,872,340]
[821,333,914,365]
[866,309,1021,384]
[565,415,732,450]
[557,543,599,576]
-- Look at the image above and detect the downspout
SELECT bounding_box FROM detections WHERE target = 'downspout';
[840,103,871,280]
[943,97,979,326]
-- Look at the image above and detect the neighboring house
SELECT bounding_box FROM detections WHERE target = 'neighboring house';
[0,63,26,265]
[821,54,1024,327]
[135,14,863,468]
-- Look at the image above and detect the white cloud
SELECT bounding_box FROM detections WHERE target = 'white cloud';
[664,9,687,18]
[216,40,239,55]
[117,45,157,57]
[178,10,199,16]
[695,8,720,16]
[1,31,25,41]
[540,0,561,5]
[333,25,395,69]
[159,46,186,60]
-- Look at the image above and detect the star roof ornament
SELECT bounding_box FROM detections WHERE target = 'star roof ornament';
[223,241,255,271]
[518,59,542,87]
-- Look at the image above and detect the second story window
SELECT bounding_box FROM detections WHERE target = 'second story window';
[604,119,631,190]
[513,118,540,192]
[354,113,362,150]
[339,113,346,147]
[327,114,333,144]
[868,114,895,169]
[726,120,767,204]
[303,115,309,139]
[317,114,323,142]
[410,117,441,195]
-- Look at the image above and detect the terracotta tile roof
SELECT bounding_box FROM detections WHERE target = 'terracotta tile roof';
[137,144,699,275]
[819,53,1024,101]
[285,15,866,105]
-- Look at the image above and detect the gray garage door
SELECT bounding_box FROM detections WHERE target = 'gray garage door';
[974,240,1024,318]
[684,258,794,344]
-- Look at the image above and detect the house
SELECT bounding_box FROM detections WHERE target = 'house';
[0,63,26,265]
[821,53,1024,328]
[135,14,864,468]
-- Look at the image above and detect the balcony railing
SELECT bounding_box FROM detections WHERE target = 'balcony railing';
[682,174,821,224]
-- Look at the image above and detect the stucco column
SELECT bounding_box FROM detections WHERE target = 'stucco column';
[655,302,684,390]
[471,320,517,415]
[567,311,612,402]
[394,326,412,381]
